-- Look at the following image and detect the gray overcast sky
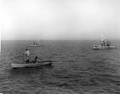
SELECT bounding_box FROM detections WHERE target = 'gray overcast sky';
[1,0,120,40]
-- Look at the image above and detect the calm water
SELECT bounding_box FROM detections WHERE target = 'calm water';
[1,40,120,94]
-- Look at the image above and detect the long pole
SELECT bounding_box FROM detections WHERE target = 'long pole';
[23,54,24,63]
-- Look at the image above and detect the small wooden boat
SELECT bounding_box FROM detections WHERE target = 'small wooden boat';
[11,62,52,68]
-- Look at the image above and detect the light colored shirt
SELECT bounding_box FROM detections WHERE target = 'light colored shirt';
[24,50,30,56]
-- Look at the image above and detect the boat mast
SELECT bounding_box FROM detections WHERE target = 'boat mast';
[101,33,106,46]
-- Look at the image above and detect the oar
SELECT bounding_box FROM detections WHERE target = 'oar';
[23,54,26,63]
[23,54,24,63]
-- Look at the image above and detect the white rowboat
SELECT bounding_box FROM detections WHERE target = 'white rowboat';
[11,62,52,68]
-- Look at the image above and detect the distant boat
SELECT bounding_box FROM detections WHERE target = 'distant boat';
[93,33,116,50]
[11,62,52,68]
[30,45,40,47]
[30,41,44,47]
[30,41,40,47]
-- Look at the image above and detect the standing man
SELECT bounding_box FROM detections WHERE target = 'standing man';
[24,49,30,63]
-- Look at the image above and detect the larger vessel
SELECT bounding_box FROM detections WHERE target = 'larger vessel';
[93,33,116,50]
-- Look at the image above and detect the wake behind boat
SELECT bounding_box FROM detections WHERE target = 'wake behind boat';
[93,33,116,50]
[11,61,52,68]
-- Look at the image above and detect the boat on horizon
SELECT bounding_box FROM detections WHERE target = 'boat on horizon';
[30,41,41,47]
[93,33,116,50]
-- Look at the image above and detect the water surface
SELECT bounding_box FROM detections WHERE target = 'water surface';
[0,40,120,94]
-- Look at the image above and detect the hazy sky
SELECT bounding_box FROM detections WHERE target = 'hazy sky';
[1,0,120,40]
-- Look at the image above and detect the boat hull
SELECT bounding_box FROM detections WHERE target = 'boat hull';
[93,45,116,50]
[11,62,52,68]
[30,45,40,47]
[30,45,45,47]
